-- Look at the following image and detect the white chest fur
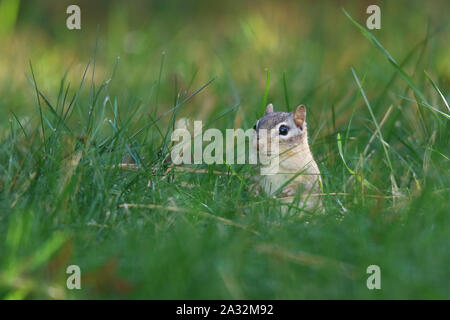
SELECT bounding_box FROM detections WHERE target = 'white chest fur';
[259,144,321,196]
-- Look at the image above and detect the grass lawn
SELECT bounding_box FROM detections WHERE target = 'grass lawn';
[0,0,449,299]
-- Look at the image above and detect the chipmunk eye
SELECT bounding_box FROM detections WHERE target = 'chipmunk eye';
[279,125,289,136]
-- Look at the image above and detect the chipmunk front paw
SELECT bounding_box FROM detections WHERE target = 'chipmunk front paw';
[249,182,262,196]
[281,186,296,196]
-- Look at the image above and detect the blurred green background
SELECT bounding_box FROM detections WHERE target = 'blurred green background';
[1,0,449,132]
[0,0,449,299]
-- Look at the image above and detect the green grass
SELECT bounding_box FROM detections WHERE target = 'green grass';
[0,1,449,299]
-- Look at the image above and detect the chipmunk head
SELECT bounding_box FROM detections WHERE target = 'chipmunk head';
[253,104,308,154]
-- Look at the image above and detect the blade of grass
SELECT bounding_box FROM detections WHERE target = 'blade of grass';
[131,76,217,140]
[351,68,393,172]
[424,70,450,112]
[395,94,450,119]
[63,60,91,122]
[337,133,376,190]
[343,9,449,120]
[11,111,27,139]
[26,75,72,133]
[28,61,46,152]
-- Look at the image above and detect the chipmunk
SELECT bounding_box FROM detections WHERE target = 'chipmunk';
[252,103,323,211]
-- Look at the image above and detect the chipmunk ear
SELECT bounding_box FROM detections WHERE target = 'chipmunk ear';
[293,104,306,129]
[265,103,274,114]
